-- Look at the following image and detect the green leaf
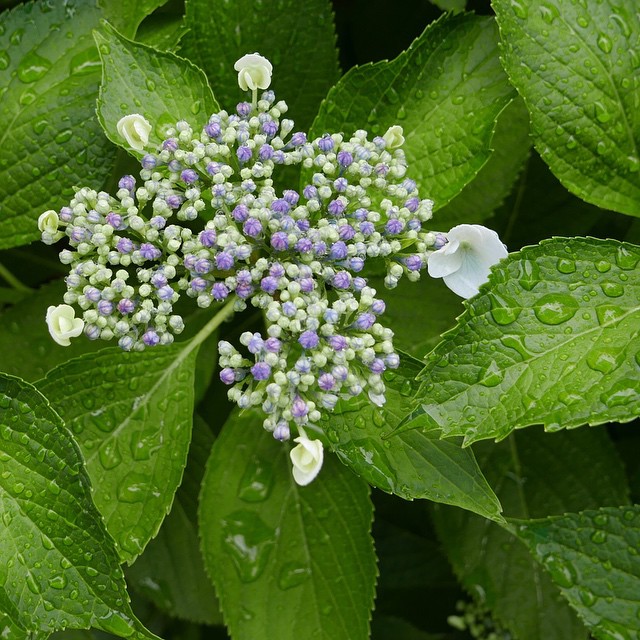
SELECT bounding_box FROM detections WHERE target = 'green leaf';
[135,13,188,51]
[324,353,503,521]
[0,0,115,249]
[36,342,200,565]
[95,21,218,156]
[0,373,156,639]
[100,0,170,38]
[411,238,640,444]
[492,0,640,216]
[180,0,340,131]
[433,426,629,640]
[308,13,515,210]
[126,416,222,625]
[199,410,377,640]
[0,282,103,381]
[429,0,466,12]
[436,96,531,226]
[516,505,640,640]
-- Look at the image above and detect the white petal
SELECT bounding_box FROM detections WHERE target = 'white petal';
[290,436,323,486]
[427,239,463,278]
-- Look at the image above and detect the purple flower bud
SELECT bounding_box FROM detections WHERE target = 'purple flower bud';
[199,229,217,247]
[237,146,252,163]
[385,219,404,235]
[405,197,420,212]
[299,277,314,293]
[163,138,178,152]
[190,277,207,292]
[272,150,286,164]
[370,358,386,374]
[291,396,309,418]
[349,257,365,272]
[296,357,312,373]
[271,199,290,215]
[251,362,271,380]
[213,183,228,197]
[270,231,289,251]
[339,224,355,240]
[372,299,386,314]
[140,243,162,260]
[327,199,346,216]
[386,353,400,368]
[237,102,251,117]
[433,233,447,249]
[206,161,221,175]
[205,122,221,138]
[118,175,136,191]
[184,254,197,270]
[195,258,212,274]
[332,365,348,381]
[404,255,423,271]
[295,238,313,253]
[143,330,160,346]
[408,218,421,231]
[85,324,100,340]
[317,134,334,151]
[236,270,252,285]
[330,241,348,260]
[106,212,122,228]
[291,132,306,146]
[117,298,135,314]
[354,312,375,329]
[259,144,274,160]
[313,241,327,256]
[318,373,336,391]
[324,309,339,323]
[69,227,86,243]
[328,335,348,351]
[334,177,348,192]
[261,276,279,294]
[141,154,157,170]
[181,169,198,184]
[332,271,351,289]
[59,206,73,222]
[232,204,249,222]
[360,221,375,236]
[303,185,318,200]
[353,277,367,291]
[262,120,278,136]
[151,272,167,287]
[158,285,174,300]
[375,163,389,176]
[299,330,319,349]
[265,337,281,353]
[337,151,353,167]
[166,194,182,209]
[282,301,297,316]
[402,179,417,192]
[270,263,285,277]
[220,367,236,385]
[97,300,113,315]
[243,217,262,238]
[212,282,229,300]
[150,216,167,230]
[296,219,310,232]
[216,251,234,270]
[273,422,290,441]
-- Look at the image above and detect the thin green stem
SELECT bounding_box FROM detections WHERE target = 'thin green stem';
[187,297,237,353]
[0,261,33,292]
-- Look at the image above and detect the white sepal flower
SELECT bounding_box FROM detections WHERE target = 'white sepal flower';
[290,436,323,486]
[382,125,405,149]
[46,304,84,346]
[427,224,508,299]
[116,114,152,151]
[38,210,59,234]
[234,53,273,92]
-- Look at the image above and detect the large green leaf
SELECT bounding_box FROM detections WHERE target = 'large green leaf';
[324,353,503,521]
[180,0,340,130]
[308,13,515,210]
[0,373,156,639]
[36,343,200,565]
[492,0,640,216]
[199,410,377,640]
[126,417,221,625]
[433,427,629,640]
[0,0,114,249]
[95,21,218,156]
[517,505,640,640]
[436,96,531,226]
[410,238,640,444]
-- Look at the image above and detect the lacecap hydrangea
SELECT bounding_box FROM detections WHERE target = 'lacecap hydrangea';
[40,52,506,485]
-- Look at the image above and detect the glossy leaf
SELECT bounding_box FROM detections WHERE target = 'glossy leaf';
[0,0,114,249]
[36,343,199,564]
[493,0,640,216]
[95,22,218,157]
[309,13,515,209]
[199,410,376,640]
[180,0,340,130]
[517,505,640,640]
[411,238,640,444]
[0,374,156,639]
[324,353,503,521]
[433,427,629,640]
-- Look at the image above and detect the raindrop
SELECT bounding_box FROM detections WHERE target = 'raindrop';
[597,620,632,640]
[578,587,596,606]
[48,574,68,590]
[615,246,639,270]
[539,4,558,23]
[566,136,578,150]
[594,513,609,526]
[54,129,73,144]
[586,348,620,374]
[277,561,311,590]
[68,50,101,76]
[26,573,41,594]
[600,281,623,297]
[543,555,576,588]
[533,294,579,325]
[600,378,638,407]
[0,51,9,71]
[451,95,464,105]
[118,526,146,555]
[385,88,400,104]
[116,471,148,503]
[222,510,275,583]
[510,0,528,19]
[597,33,613,54]
[489,292,520,325]
[609,13,631,38]
[628,156,639,173]
[17,51,52,83]
[595,304,625,325]
[594,101,611,123]
[518,260,540,291]
[399,380,413,397]
[557,258,576,274]
[479,360,503,387]
[237,456,275,503]
[99,440,122,470]
[396,105,407,120]
[577,15,589,27]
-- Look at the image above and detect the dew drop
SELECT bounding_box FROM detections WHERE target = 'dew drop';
[385,87,400,104]
[595,260,611,273]
[597,619,632,640]
[578,587,597,606]
[518,260,540,291]
[628,156,640,173]
[533,294,578,325]
[237,456,274,503]
[595,304,625,325]
[54,129,73,144]
[591,528,608,545]
[542,555,576,588]
[594,101,612,123]
[539,4,558,23]
[616,246,639,270]
[577,15,589,27]
[586,348,621,374]
[609,13,631,37]
[118,526,146,556]
[116,471,148,503]
[556,258,576,274]
[68,50,101,76]
[99,440,122,470]
[510,0,528,19]
[97,613,134,638]
[479,360,503,387]
[222,510,275,583]
[489,292,520,325]
[0,51,10,71]
[17,51,52,83]
[600,378,638,407]
[48,574,68,590]
[25,573,41,594]
[594,513,609,526]
[597,33,613,54]
[566,135,578,150]
[396,105,407,120]
[277,561,311,590]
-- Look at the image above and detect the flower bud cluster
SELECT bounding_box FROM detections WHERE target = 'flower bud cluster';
[42,86,437,438]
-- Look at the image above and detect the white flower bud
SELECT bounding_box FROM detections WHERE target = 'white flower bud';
[290,436,323,486]
[46,304,84,346]
[116,114,152,151]
[234,52,273,92]
[38,210,59,234]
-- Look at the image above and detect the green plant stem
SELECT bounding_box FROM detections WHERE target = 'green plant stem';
[0,261,32,292]
[188,297,237,353]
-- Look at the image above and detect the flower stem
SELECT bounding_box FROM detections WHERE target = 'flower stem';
[188,297,237,352]
[0,261,33,292]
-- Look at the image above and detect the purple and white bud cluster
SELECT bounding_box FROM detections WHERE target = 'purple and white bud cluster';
[41,86,437,435]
